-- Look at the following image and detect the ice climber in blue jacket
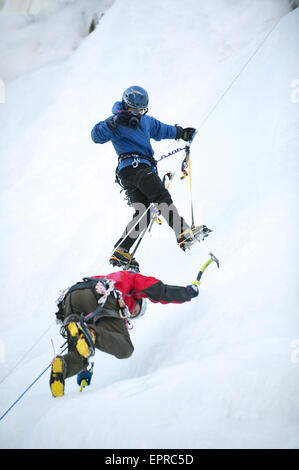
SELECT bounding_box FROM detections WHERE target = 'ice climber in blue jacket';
[91,85,208,271]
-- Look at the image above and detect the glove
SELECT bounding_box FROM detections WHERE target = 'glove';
[107,111,141,131]
[186,283,199,298]
[77,368,93,387]
[175,126,196,142]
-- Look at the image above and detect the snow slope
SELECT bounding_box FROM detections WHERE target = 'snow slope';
[0,0,298,449]
[0,0,114,82]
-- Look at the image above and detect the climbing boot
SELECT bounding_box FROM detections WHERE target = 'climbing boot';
[177,225,212,251]
[109,247,140,272]
[177,227,194,250]
[192,224,212,241]
[65,317,96,359]
[50,356,66,398]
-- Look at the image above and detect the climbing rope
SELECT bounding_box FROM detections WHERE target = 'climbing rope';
[197,4,293,132]
[0,345,68,422]
[0,320,55,386]
[0,3,292,423]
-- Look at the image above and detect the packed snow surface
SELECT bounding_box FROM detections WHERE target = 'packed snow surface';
[0,0,298,449]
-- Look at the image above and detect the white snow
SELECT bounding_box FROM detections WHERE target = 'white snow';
[0,0,114,82]
[0,0,298,449]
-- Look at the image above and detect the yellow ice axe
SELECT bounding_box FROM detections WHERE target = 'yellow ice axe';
[79,379,88,392]
[192,252,220,286]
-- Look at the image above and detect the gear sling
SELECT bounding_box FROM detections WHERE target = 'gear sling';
[55,277,129,326]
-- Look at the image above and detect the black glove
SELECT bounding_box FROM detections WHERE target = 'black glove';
[107,111,141,131]
[175,126,196,142]
[186,284,199,298]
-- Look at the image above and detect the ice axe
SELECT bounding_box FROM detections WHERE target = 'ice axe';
[77,362,94,392]
[192,252,220,286]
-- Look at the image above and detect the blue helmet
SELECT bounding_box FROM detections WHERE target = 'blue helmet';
[122,86,149,110]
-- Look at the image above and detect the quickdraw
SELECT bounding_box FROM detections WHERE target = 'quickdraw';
[180,145,190,180]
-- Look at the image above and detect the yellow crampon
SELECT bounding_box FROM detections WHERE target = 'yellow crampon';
[67,322,95,359]
[50,357,65,398]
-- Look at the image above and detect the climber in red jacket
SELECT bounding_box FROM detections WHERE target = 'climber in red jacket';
[50,270,199,397]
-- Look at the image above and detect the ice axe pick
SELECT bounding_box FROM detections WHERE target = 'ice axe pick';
[193,252,220,286]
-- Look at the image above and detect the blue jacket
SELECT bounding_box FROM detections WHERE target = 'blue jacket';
[91,101,177,172]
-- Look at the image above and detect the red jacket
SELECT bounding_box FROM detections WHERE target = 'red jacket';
[92,270,196,313]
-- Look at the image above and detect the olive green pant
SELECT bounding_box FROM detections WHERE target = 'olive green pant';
[61,288,134,378]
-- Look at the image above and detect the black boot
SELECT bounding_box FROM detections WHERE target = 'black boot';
[109,247,140,271]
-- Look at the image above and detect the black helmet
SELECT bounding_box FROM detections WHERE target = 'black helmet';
[122,86,149,110]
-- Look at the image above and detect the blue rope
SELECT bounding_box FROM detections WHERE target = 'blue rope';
[0,345,68,422]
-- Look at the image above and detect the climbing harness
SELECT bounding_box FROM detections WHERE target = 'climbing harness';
[116,153,158,187]
[56,277,132,328]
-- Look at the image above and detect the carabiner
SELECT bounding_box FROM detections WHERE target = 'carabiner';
[132,157,140,168]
